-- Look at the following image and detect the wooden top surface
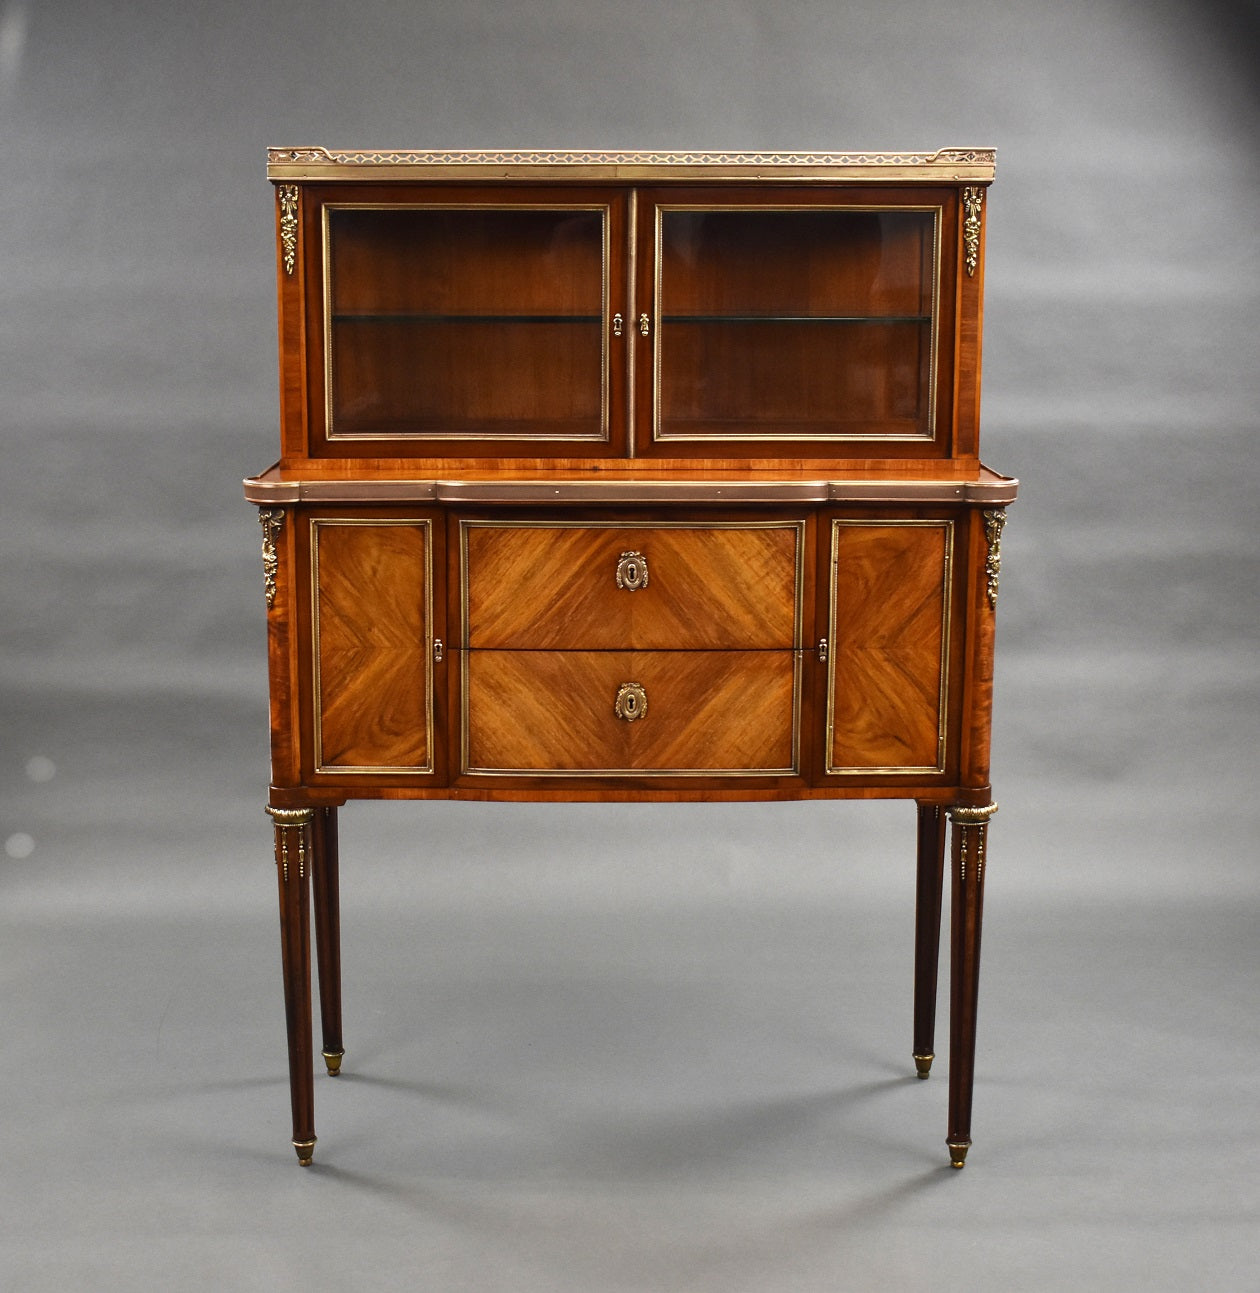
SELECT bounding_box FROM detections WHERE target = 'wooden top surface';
[244,460,1018,506]
[267,147,996,185]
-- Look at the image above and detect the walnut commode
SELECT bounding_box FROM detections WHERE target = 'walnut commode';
[245,146,1017,1169]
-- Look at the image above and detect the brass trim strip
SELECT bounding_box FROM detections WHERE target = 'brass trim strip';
[310,517,436,776]
[825,518,955,777]
[268,146,996,183]
[458,518,805,778]
[650,205,942,445]
[320,203,613,444]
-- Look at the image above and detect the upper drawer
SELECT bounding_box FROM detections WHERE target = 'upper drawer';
[460,519,805,649]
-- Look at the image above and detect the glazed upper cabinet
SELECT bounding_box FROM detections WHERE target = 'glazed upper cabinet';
[293,180,971,459]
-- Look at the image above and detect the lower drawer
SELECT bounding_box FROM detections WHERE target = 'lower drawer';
[462,650,799,776]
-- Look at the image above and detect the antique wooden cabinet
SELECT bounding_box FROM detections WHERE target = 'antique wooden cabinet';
[245,146,1016,1170]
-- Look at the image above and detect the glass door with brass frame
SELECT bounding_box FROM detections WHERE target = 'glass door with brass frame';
[632,188,956,457]
[312,187,629,455]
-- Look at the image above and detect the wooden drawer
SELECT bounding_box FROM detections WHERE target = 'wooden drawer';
[462,649,799,776]
[460,520,804,649]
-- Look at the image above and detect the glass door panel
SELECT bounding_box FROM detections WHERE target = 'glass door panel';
[652,206,939,443]
[325,205,611,442]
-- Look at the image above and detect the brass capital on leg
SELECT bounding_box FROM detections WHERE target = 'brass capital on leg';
[293,1137,317,1167]
[323,1049,345,1076]
[913,1052,934,1078]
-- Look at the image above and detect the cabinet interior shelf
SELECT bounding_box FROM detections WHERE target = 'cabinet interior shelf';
[332,313,601,324]
[663,315,932,324]
[331,313,932,325]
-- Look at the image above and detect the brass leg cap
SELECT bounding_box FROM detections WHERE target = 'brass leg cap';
[323,1049,345,1076]
[947,1140,970,1169]
[293,1138,317,1166]
[913,1052,934,1079]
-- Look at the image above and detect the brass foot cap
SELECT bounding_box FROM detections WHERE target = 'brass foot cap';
[323,1049,345,1076]
[913,1053,934,1079]
[947,1140,970,1169]
[293,1137,317,1166]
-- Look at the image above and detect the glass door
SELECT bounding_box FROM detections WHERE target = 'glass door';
[637,191,950,453]
[317,190,626,452]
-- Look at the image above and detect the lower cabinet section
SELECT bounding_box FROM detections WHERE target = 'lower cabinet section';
[462,649,800,776]
[298,505,971,789]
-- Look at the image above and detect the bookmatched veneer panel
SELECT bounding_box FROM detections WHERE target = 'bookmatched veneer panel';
[826,518,953,775]
[461,520,803,650]
[462,649,798,776]
[311,518,434,772]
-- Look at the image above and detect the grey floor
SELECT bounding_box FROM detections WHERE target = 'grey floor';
[3,683,1259,1290]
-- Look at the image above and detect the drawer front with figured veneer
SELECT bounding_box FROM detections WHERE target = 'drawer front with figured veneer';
[460,519,804,650]
[463,649,799,777]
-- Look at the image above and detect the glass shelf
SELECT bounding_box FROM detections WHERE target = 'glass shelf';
[661,315,932,325]
[332,314,603,324]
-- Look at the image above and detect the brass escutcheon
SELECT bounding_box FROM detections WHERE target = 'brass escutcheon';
[615,550,649,591]
[614,681,648,722]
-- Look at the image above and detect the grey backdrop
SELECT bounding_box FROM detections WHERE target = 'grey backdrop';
[2,1,1258,1289]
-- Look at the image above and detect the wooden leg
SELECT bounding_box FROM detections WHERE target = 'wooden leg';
[267,806,317,1166]
[946,802,997,1168]
[311,806,345,1076]
[913,803,947,1078]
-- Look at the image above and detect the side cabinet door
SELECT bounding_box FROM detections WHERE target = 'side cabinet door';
[303,511,445,783]
[821,513,957,780]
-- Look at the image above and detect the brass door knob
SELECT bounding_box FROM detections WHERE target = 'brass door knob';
[615,550,648,591]
[613,681,647,722]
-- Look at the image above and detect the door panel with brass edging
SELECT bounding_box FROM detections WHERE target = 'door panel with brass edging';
[308,515,441,776]
[824,516,955,776]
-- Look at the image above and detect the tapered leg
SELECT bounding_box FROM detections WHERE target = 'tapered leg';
[946,802,997,1168]
[913,803,947,1078]
[267,806,317,1165]
[311,806,344,1076]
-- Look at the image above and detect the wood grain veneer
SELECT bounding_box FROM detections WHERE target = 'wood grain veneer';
[461,519,802,650]
[826,518,953,774]
[462,649,798,775]
[311,519,433,771]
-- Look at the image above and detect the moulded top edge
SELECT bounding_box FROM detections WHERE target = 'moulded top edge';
[266,146,996,183]
[242,470,1018,507]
